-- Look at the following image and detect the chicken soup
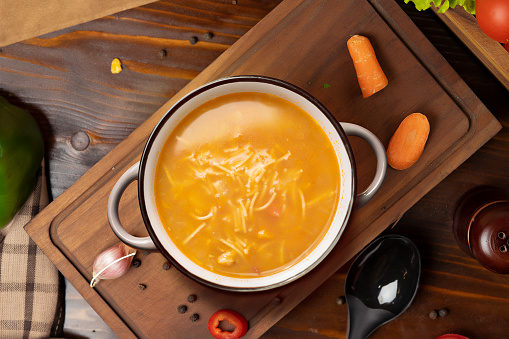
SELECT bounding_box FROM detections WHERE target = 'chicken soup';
[154,92,340,278]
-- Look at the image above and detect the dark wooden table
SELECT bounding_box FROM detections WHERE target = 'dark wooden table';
[1,1,508,338]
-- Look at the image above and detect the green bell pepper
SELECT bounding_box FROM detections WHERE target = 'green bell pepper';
[0,95,44,228]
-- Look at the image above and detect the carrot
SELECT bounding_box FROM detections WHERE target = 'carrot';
[387,113,430,170]
[347,35,388,98]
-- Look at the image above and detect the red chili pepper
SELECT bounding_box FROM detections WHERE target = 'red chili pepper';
[208,309,248,339]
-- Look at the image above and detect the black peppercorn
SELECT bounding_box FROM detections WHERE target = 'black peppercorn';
[177,305,188,314]
[132,259,141,268]
[428,310,438,319]
[190,313,199,322]
[162,262,171,271]
[138,284,146,290]
[204,32,214,40]
[158,49,167,59]
[189,36,198,45]
[187,294,197,303]
[336,296,346,305]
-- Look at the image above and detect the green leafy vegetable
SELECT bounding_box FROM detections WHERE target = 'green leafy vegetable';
[323,83,331,88]
[404,0,476,14]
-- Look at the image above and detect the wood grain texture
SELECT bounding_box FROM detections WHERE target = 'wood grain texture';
[1,0,508,338]
[432,5,509,92]
[23,0,502,338]
[265,3,509,338]
[63,280,117,338]
[0,0,281,199]
[0,1,282,337]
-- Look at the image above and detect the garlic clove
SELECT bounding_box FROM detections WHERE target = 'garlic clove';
[90,243,136,287]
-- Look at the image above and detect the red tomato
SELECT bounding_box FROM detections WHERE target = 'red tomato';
[436,334,469,339]
[208,309,248,339]
[475,0,509,43]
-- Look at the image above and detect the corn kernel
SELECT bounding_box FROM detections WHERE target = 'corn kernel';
[111,58,122,74]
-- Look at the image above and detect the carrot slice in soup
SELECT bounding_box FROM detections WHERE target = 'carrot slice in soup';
[347,35,388,98]
[387,113,430,170]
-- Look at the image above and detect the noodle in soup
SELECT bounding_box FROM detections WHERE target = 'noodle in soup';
[154,92,340,278]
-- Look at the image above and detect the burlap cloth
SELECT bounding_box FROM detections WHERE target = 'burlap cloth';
[0,162,64,338]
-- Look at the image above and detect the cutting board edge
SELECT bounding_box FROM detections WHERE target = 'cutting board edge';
[433,6,509,92]
[245,112,501,338]
[25,215,138,338]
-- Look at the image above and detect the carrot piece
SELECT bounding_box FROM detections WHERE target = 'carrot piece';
[387,113,430,170]
[347,35,388,98]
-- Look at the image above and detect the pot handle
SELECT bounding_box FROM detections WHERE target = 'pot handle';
[107,162,157,251]
[340,123,387,209]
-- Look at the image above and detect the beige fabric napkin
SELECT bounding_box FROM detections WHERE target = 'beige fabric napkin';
[0,162,64,338]
[0,0,156,47]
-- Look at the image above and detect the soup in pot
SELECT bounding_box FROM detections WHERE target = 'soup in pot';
[154,92,340,278]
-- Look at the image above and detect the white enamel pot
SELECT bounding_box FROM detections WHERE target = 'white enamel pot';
[108,75,387,292]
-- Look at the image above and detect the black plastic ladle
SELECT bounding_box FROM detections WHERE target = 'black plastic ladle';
[345,234,421,339]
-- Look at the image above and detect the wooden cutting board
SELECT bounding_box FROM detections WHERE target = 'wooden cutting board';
[432,6,509,92]
[25,0,501,338]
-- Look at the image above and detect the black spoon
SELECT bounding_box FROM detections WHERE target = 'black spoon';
[345,234,421,339]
